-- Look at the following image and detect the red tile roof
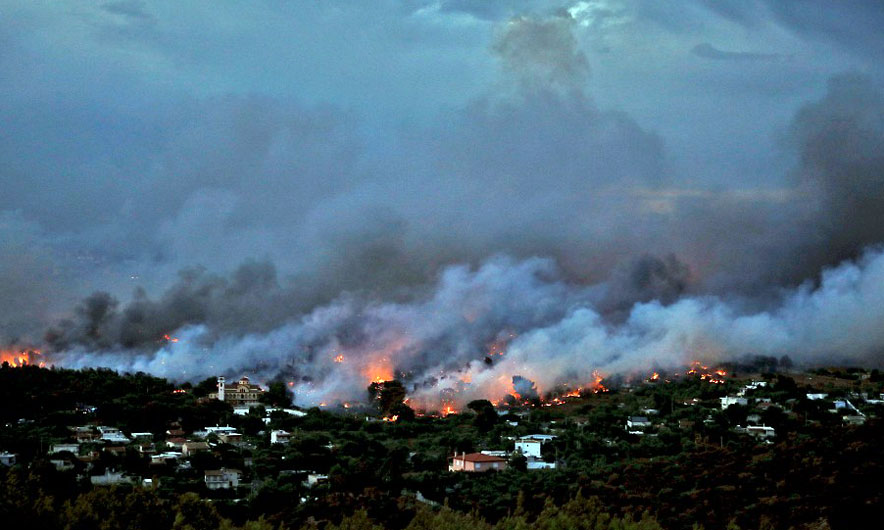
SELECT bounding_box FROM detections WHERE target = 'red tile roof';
[455,453,507,463]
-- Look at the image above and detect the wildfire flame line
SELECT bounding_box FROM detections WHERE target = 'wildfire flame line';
[0,349,44,368]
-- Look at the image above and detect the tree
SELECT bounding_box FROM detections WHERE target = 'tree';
[508,452,527,472]
[467,400,498,433]
[193,377,219,398]
[261,381,294,407]
[367,380,406,415]
[173,492,223,530]
[390,402,416,422]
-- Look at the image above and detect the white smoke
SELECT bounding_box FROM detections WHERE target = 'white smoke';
[58,247,884,408]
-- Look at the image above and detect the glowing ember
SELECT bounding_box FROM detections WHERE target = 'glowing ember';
[381,415,399,422]
[486,331,516,357]
[163,334,179,343]
[333,354,344,363]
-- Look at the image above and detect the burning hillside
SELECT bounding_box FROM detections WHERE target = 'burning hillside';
[13,245,884,412]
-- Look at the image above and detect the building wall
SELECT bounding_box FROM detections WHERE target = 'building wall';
[515,440,542,458]
[450,456,506,472]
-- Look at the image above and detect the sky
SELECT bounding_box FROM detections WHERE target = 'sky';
[2,1,884,405]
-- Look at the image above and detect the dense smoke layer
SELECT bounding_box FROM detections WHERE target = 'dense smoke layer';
[58,247,884,408]
[2,5,884,406]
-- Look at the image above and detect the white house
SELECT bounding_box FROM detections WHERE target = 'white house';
[97,426,121,435]
[50,442,80,455]
[151,452,182,465]
[744,425,775,439]
[806,393,828,401]
[720,397,749,409]
[98,426,131,444]
[270,430,292,444]
[306,473,329,486]
[514,439,542,458]
[626,416,652,429]
[204,426,237,437]
[738,381,769,396]
[204,468,242,490]
[0,452,17,466]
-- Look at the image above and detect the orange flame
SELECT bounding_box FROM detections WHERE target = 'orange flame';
[685,361,727,384]
[1,349,42,367]
[333,354,344,363]
[590,370,609,393]
[163,334,179,343]
[366,359,394,384]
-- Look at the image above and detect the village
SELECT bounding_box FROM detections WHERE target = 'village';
[2,360,881,528]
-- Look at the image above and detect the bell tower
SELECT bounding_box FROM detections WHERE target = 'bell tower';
[217,376,226,401]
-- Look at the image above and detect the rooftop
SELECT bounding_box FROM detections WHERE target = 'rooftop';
[454,452,507,463]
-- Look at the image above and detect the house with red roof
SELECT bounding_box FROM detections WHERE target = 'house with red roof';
[449,452,507,472]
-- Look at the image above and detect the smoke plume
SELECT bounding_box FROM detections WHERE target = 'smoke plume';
[3,8,884,408]
[57,247,884,408]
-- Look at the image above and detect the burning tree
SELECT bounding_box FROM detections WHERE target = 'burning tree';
[367,379,407,415]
